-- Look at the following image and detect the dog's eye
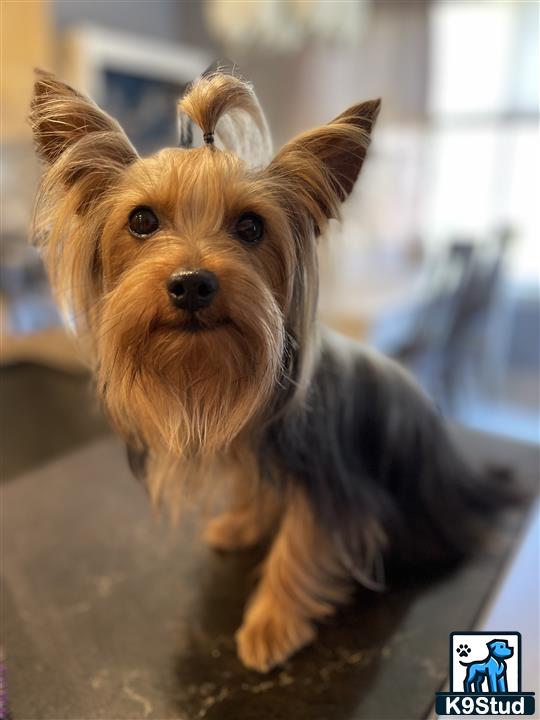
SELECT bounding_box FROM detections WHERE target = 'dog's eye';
[128,206,159,237]
[235,213,264,245]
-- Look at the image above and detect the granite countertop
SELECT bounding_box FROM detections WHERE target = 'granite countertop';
[3,427,538,720]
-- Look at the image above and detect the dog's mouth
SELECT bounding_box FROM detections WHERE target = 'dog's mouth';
[180,316,232,333]
[157,314,233,334]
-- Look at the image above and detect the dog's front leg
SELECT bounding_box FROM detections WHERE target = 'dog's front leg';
[236,486,352,672]
[487,665,501,693]
[204,474,282,551]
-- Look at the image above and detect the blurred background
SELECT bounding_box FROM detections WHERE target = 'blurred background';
[1,0,539,478]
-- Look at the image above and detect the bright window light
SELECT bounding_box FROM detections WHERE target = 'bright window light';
[425,1,539,281]
[429,2,514,116]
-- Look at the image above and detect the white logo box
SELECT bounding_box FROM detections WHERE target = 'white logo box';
[450,632,521,693]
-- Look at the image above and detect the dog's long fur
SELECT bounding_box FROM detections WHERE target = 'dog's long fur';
[30,68,511,672]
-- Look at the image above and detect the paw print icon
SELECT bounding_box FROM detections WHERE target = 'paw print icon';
[456,644,471,658]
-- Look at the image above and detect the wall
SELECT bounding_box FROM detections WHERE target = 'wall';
[50,0,430,146]
[52,0,185,44]
[1,0,52,141]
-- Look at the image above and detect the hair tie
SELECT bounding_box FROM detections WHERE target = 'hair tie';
[203,132,215,145]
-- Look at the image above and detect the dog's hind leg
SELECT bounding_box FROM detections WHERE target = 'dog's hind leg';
[464,670,475,694]
[474,677,486,693]
[236,486,352,672]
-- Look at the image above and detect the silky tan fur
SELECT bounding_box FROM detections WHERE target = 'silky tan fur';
[30,69,510,672]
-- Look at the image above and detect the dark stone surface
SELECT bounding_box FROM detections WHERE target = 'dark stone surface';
[3,426,538,720]
[0,363,109,482]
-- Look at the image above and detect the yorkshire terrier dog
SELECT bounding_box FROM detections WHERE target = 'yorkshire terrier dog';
[30,68,508,673]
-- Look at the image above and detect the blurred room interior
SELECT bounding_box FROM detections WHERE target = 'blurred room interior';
[1,0,538,478]
[1,3,539,718]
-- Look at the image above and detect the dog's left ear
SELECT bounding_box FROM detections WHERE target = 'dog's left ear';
[267,99,381,234]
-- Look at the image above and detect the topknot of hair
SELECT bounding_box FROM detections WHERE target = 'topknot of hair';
[178,70,273,169]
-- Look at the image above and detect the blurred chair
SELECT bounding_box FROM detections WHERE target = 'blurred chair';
[386,229,511,414]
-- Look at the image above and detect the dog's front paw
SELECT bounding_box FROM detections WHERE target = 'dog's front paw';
[236,601,316,673]
[204,512,262,551]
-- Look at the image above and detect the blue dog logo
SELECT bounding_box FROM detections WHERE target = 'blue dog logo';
[459,639,514,693]
[436,632,535,715]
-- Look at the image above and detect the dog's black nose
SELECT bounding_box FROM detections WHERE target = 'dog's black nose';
[167,269,219,311]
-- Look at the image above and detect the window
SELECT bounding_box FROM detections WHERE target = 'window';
[424,1,538,281]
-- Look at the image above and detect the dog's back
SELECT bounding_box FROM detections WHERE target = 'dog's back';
[263,326,515,584]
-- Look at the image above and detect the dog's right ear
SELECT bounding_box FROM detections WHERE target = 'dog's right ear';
[30,70,136,167]
[29,72,139,335]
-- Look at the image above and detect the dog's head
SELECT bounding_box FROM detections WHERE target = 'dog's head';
[488,640,514,659]
[30,70,380,456]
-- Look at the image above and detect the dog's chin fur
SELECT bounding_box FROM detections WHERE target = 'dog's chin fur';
[97,260,285,456]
